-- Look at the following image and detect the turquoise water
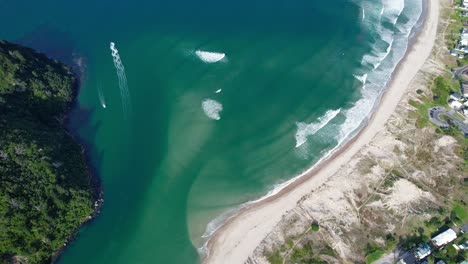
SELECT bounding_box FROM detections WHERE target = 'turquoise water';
[0,0,422,263]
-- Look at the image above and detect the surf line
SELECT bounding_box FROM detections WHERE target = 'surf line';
[110,42,131,118]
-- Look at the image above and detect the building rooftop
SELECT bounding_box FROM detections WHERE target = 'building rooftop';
[462,83,468,97]
[461,223,468,233]
[430,228,457,247]
[414,243,432,260]
[397,253,417,264]
[449,100,463,110]
[450,93,462,100]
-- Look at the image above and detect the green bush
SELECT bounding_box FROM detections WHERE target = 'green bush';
[311,222,320,231]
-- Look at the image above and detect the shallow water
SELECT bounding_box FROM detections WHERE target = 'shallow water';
[0,0,422,263]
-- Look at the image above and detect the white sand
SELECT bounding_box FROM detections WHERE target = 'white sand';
[203,0,440,263]
[384,179,434,211]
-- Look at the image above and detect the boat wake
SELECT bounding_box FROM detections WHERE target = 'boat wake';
[195,50,226,63]
[110,42,131,117]
[98,85,106,108]
[295,109,341,148]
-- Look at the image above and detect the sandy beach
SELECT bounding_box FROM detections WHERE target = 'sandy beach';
[204,0,440,263]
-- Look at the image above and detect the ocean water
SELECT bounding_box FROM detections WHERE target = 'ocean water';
[0,0,422,263]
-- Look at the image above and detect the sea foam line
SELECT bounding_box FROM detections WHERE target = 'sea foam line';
[199,120,360,257]
[344,0,423,145]
[201,0,423,256]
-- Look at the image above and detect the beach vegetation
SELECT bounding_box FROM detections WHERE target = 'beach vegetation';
[289,241,327,264]
[364,243,385,264]
[311,222,320,232]
[0,41,94,263]
[266,250,282,264]
[452,201,467,222]
[446,9,463,49]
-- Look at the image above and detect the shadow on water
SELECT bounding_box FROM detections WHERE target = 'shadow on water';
[66,103,103,197]
[16,26,78,69]
[55,43,198,263]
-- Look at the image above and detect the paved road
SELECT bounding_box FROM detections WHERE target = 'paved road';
[429,106,468,135]
[453,64,468,79]
[374,248,402,264]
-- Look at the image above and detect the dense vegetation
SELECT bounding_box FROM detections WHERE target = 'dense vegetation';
[0,40,93,263]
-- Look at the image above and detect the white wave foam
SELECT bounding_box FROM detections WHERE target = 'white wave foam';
[354,73,368,85]
[202,99,223,120]
[200,126,351,257]
[295,109,341,148]
[195,50,226,63]
[340,0,422,145]
[382,0,405,25]
[200,0,423,256]
[361,31,394,70]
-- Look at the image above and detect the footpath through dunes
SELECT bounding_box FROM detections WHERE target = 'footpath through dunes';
[203,0,440,262]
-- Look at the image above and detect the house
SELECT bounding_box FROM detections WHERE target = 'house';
[462,28,468,41]
[452,49,459,56]
[414,243,432,260]
[397,253,417,264]
[430,228,457,248]
[453,241,468,250]
[449,100,463,110]
[460,223,468,233]
[450,92,462,101]
[462,83,468,98]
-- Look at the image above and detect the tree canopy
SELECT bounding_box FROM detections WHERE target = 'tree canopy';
[0,40,93,264]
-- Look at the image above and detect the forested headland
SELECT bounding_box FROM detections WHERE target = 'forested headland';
[0,40,94,264]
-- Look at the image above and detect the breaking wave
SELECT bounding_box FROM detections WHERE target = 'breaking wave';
[342,0,422,144]
[202,99,223,120]
[199,0,424,256]
[295,109,341,148]
[354,73,368,89]
[195,50,226,63]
